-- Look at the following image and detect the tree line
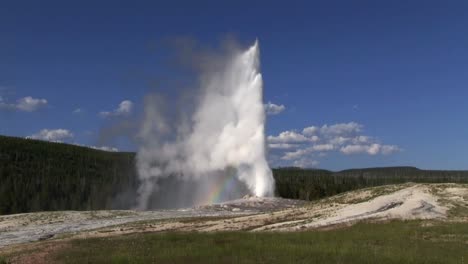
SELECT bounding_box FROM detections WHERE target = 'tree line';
[1,135,468,215]
[0,135,138,214]
[274,166,468,200]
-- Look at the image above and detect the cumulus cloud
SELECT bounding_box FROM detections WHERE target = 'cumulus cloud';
[303,122,362,136]
[268,143,298,149]
[0,96,48,112]
[302,126,318,136]
[312,143,335,152]
[270,122,363,145]
[16,97,48,112]
[264,102,285,115]
[99,100,133,118]
[340,144,400,155]
[28,129,74,142]
[268,122,401,168]
[281,148,309,161]
[267,131,313,143]
[340,144,376,155]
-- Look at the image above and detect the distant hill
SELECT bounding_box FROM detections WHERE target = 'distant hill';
[274,166,468,201]
[1,135,468,215]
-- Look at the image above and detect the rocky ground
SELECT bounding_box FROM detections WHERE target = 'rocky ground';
[1,183,467,255]
[0,195,304,249]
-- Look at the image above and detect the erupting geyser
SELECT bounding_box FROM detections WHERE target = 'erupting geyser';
[136,40,274,209]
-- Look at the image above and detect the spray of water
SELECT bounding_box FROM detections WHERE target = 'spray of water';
[136,40,274,209]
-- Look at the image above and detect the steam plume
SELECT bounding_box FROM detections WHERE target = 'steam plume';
[136,40,274,209]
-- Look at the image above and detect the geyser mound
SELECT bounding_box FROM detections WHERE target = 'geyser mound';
[136,40,274,210]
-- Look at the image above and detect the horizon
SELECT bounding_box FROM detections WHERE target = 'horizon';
[3,134,467,173]
[1,1,467,170]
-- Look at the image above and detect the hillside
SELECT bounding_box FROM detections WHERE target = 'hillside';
[1,135,468,215]
[274,166,468,200]
[0,135,139,214]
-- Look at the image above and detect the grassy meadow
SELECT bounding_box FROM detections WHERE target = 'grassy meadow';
[3,220,464,264]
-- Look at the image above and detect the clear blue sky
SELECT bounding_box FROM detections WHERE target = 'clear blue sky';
[1,0,467,170]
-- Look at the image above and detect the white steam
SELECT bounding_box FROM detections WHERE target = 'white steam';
[136,40,275,209]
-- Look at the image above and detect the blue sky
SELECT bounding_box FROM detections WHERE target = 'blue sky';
[1,0,467,170]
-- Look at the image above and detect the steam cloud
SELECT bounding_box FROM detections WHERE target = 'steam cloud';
[135,40,275,209]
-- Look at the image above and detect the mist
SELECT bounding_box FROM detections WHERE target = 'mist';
[135,40,275,210]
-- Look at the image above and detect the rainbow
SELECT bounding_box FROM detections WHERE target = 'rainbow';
[198,170,241,205]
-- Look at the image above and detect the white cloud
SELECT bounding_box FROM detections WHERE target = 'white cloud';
[28,129,74,142]
[269,122,364,146]
[319,122,362,136]
[117,100,133,114]
[367,143,381,155]
[100,100,133,118]
[329,136,350,145]
[312,144,335,152]
[267,131,310,143]
[281,148,310,160]
[264,102,285,115]
[302,122,362,140]
[268,143,298,149]
[353,135,371,144]
[340,144,372,155]
[340,143,400,155]
[0,96,48,112]
[310,135,320,142]
[16,97,48,112]
[268,122,401,168]
[302,126,318,136]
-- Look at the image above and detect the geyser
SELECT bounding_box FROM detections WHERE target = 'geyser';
[136,40,274,209]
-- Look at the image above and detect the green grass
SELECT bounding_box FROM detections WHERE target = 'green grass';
[48,221,468,264]
[0,256,8,264]
[449,204,468,218]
